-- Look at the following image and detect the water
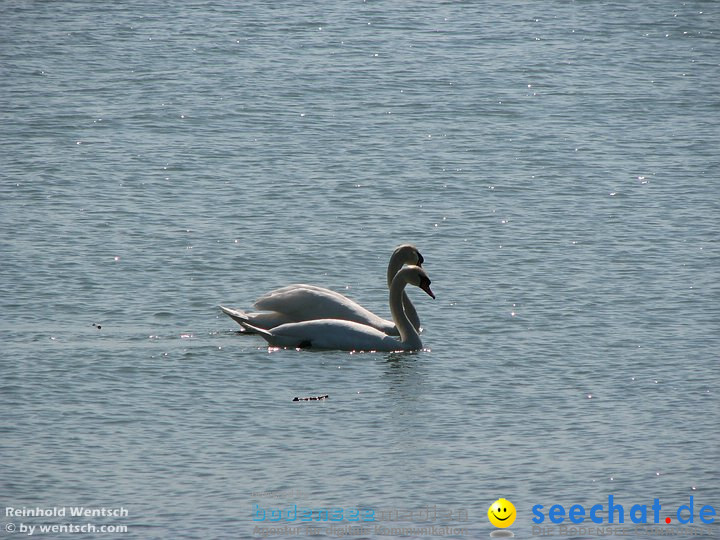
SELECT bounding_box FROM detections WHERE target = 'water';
[1,1,718,538]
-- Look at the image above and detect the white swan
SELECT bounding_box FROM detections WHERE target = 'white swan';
[219,244,424,335]
[231,266,434,352]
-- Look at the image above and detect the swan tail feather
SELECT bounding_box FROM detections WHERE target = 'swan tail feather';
[219,305,273,337]
[219,305,249,323]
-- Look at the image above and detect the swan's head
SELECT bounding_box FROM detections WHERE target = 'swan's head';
[393,244,424,267]
[399,265,435,299]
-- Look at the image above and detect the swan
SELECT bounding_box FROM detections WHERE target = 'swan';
[219,244,424,335]
[231,266,434,352]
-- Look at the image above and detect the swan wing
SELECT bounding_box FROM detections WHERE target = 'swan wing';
[219,305,295,332]
[253,284,397,334]
[253,284,354,313]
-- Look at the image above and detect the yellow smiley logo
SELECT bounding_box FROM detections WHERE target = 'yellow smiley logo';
[488,498,516,528]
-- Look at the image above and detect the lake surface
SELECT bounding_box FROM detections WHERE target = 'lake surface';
[1,1,718,538]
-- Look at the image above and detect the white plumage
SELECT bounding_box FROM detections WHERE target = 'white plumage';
[220,244,423,334]
[224,266,434,352]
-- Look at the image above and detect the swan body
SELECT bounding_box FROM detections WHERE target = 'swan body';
[220,285,395,332]
[229,266,434,352]
[221,244,423,335]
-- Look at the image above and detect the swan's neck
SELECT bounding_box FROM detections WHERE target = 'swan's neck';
[402,292,421,331]
[386,253,404,288]
[387,253,421,332]
[389,276,422,349]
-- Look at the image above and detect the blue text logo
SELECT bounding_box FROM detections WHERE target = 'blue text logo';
[532,495,715,525]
